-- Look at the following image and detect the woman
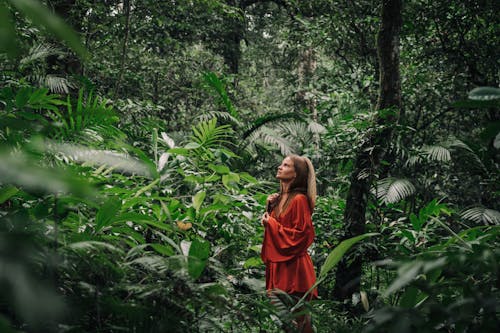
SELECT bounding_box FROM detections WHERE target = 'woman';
[261,155,317,332]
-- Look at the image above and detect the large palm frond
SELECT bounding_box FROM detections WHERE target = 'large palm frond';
[374,177,416,204]
[20,43,62,68]
[408,138,481,168]
[246,126,295,156]
[460,207,500,225]
[43,75,74,94]
[197,110,241,127]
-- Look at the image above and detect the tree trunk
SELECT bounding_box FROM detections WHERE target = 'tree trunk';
[114,0,132,97]
[333,0,402,301]
[297,47,319,150]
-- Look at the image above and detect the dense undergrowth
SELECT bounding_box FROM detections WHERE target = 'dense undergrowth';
[1,0,499,332]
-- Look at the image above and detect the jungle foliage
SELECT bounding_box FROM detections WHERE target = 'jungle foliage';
[0,0,498,332]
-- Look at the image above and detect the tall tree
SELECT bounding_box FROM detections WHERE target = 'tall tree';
[333,0,402,300]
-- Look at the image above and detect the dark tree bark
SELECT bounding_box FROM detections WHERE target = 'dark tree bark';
[333,0,402,301]
[114,0,132,97]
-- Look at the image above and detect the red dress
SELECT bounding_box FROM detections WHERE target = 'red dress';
[261,194,318,298]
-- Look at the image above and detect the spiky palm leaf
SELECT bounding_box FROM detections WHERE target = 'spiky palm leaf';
[247,126,295,156]
[43,74,73,93]
[191,117,232,148]
[413,139,480,166]
[374,177,416,204]
[460,207,500,225]
[277,120,309,143]
[20,43,62,68]
[242,112,305,140]
[197,110,241,127]
[422,144,451,162]
[307,120,326,134]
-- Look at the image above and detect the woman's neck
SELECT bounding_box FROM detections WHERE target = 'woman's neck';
[281,181,292,194]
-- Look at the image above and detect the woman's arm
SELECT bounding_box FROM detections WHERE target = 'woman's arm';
[262,195,314,262]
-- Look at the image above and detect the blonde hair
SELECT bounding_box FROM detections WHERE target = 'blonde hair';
[280,155,317,211]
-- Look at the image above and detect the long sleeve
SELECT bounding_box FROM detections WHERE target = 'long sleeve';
[261,194,315,263]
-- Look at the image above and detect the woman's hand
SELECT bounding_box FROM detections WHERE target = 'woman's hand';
[266,193,279,206]
[261,212,270,226]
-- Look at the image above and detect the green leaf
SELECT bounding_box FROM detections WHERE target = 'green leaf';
[243,256,263,269]
[150,243,174,256]
[192,191,206,212]
[400,229,415,243]
[399,286,420,308]
[0,186,18,204]
[208,163,230,174]
[468,86,500,101]
[8,0,88,58]
[222,172,240,189]
[319,233,378,278]
[185,142,201,149]
[409,213,422,231]
[188,238,210,279]
[95,197,122,231]
[0,2,17,58]
[383,261,423,297]
[239,172,258,184]
[167,148,190,156]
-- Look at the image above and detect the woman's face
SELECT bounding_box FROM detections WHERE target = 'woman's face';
[276,157,296,181]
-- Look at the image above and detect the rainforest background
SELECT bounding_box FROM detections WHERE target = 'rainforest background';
[0,0,498,332]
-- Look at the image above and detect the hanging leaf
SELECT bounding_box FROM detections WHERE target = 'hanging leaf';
[161,132,175,148]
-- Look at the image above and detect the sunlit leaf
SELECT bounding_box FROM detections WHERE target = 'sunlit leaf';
[192,191,206,212]
[0,186,19,204]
